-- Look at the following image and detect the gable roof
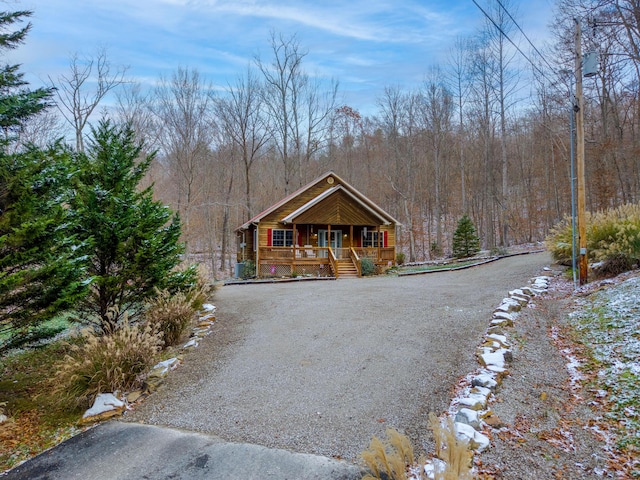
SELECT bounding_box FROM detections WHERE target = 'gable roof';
[236,171,400,231]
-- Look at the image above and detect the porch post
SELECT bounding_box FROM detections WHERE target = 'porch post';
[256,225,260,278]
[293,223,297,274]
[350,224,354,249]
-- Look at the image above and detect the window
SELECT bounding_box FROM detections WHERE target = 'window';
[272,229,294,247]
[362,231,382,247]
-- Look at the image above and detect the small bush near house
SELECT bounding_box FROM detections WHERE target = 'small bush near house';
[360,257,375,276]
[396,252,406,265]
[53,317,163,405]
[242,260,256,279]
[144,289,196,347]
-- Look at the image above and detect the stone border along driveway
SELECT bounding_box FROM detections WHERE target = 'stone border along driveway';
[421,273,553,476]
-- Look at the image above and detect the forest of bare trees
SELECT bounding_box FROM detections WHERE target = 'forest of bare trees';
[19,0,640,277]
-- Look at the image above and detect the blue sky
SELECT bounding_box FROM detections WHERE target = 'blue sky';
[12,0,555,115]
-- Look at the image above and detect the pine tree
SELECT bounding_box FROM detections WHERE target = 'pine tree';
[0,11,53,139]
[452,214,480,259]
[0,11,81,351]
[70,119,195,332]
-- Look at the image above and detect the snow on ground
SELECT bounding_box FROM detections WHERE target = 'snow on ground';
[568,274,640,463]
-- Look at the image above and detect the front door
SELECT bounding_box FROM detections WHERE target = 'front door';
[318,229,342,257]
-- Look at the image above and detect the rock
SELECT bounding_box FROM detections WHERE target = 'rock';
[459,387,491,411]
[496,298,522,313]
[509,288,531,300]
[81,393,125,423]
[486,333,509,348]
[490,317,513,328]
[150,357,180,377]
[503,349,513,363]
[197,319,215,328]
[472,373,499,390]
[486,325,505,336]
[486,365,509,379]
[454,422,491,452]
[183,338,199,349]
[479,349,506,368]
[510,295,529,306]
[0,414,7,424]
[126,390,144,403]
[458,395,486,411]
[202,303,216,312]
[455,408,480,429]
[520,286,534,296]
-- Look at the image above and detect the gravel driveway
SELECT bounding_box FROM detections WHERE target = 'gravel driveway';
[126,253,550,461]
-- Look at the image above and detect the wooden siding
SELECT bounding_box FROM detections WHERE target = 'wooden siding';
[261,177,343,224]
[292,189,382,225]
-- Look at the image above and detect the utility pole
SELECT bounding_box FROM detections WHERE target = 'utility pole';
[574,18,588,285]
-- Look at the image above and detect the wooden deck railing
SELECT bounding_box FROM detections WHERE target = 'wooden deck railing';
[349,247,362,277]
[327,248,338,277]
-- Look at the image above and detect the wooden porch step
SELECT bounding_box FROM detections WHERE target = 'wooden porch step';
[336,260,359,278]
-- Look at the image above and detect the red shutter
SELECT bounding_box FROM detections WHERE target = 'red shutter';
[384,231,388,248]
[297,230,302,246]
[267,228,272,246]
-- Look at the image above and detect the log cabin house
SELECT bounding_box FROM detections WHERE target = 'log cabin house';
[235,172,400,278]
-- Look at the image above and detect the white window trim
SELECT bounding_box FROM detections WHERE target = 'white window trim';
[272,228,294,247]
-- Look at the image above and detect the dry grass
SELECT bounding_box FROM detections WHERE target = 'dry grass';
[361,428,415,480]
[144,289,196,346]
[52,315,163,405]
[428,412,473,480]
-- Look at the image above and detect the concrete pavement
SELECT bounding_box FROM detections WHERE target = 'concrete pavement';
[4,422,362,480]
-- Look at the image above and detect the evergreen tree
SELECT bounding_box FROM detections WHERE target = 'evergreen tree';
[452,214,480,259]
[0,10,81,351]
[0,11,53,140]
[70,120,194,332]
[0,144,87,349]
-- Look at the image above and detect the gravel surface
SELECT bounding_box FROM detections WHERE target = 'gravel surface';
[125,253,550,463]
[477,276,613,479]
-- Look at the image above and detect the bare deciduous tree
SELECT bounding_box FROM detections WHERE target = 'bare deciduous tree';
[216,67,270,220]
[50,48,128,152]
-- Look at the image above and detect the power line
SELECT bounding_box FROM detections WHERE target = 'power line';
[495,0,556,74]
[471,0,553,84]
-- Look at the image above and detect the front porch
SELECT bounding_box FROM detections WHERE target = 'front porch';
[258,245,396,278]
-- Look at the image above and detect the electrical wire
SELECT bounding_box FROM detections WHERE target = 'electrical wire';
[495,0,557,74]
[471,0,554,84]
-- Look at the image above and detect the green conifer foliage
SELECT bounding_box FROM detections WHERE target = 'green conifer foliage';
[452,214,481,259]
[70,120,194,333]
[0,144,86,349]
[0,11,78,350]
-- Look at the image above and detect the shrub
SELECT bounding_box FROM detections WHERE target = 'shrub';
[396,252,406,265]
[242,260,256,279]
[183,266,213,311]
[360,257,375,276]
[53,316,163,403]
[546,203,640,276]
[145,289,196,347]
[361,428,415,480]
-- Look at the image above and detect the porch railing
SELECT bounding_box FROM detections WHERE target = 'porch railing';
[349,247,362,277]
[353,247,395,262]
[260,246,395,262]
